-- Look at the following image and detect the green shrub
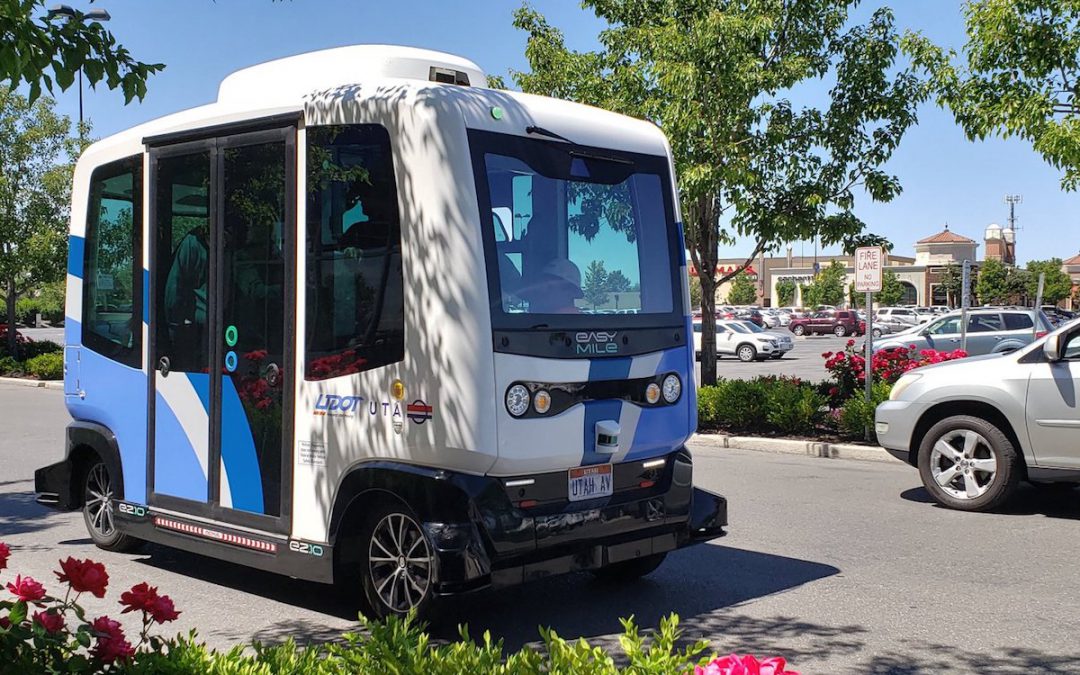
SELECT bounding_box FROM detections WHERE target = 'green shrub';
[20,340,62,359]
[14,282,65,326]
[0,356,20,376]
[710,378,768,430]
[26,352,63,380]
[765,378,826,435]
[838,381,893,441]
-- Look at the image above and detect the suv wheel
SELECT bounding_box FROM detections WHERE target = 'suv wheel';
[792,325,805,336]
[872,328,883,338]
[737,344,757,362]
[917,415,1021,512]
[833,325,847,337]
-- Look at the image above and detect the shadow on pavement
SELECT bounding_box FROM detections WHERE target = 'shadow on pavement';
[132,541,843,655]
[859,641,1080,674]
[901,484,1080,520]
[0,488,68,537]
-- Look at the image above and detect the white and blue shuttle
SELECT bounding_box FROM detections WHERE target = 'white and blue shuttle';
[36,45,727,618]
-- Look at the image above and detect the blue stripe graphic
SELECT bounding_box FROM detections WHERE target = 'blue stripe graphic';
[219,378,265,514]
[68,235,84,279]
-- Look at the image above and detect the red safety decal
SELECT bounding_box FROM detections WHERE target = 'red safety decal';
[153,516,277,554]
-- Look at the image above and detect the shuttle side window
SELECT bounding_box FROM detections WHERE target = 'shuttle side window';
[305,125,404,380]
[81,155,142,368]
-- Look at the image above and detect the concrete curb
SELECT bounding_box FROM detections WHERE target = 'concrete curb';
[0,376,63,391]
[690,432,894,463]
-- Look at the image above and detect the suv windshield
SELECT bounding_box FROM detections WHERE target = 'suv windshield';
[470,130,680,329]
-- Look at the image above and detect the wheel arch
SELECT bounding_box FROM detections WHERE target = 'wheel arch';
[908,401,1028,476]
[37,422,125,510]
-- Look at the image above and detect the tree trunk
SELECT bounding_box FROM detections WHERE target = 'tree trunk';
[687,194,720,387]
[5,276,16,358]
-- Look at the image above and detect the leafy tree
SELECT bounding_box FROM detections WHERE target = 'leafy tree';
[802,261,847,308]
[937,262,963,307]
[904,0,1080,190]
[605,269,632,293]
[582,259,610,309]
[1026,258,1074,305]
[775,278,797,307]
[975,257,1023,305]
[0,91,76,355]
[1,0,163,103]
[688,274,703,307]
[876,269,906,306]
[842,232,894,256]
[510,1,926,384]
[726,271,758,305]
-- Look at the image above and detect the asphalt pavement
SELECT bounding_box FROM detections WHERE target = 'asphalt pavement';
[695,333,855,385]
[3,383,1079,673]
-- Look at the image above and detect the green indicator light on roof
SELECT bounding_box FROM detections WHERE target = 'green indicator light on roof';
[490,106,504,120]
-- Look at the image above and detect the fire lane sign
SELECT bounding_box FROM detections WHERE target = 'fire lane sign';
[855,246,883,293]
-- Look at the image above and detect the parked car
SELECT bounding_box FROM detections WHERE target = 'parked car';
[735,307,765,327]
[875,306,923,326]
[872,308,1052,356]
[876,317,1080,512]
[692,319,794,361]
[760,309,782,328]
[788,310,863,337]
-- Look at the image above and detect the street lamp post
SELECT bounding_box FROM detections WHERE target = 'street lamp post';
[46,4,111,135]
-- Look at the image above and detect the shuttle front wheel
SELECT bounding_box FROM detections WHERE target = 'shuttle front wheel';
[358,504,435,620]
[82,460,142,553]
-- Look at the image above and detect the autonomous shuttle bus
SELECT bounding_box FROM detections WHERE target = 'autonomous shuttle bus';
[36,45,727,618]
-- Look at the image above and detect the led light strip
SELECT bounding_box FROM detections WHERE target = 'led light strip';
[153,516,277,554]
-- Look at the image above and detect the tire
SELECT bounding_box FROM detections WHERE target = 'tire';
[833,325,847,337]
[357,503,436,620]
[792,325,805,336]
[917,415,1021,512]
[82,460,142,553]
[771,353,784,359]
[737,344,757,362]
[592,553,667,582]
[872,328,883,338]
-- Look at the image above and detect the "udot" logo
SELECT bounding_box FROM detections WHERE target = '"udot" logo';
[314,394,365,416]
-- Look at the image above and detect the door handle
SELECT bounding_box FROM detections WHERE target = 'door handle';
[157,356,170,377]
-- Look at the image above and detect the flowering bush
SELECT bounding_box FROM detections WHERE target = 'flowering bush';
[823,339,967,401]
[0,545,179,672]
[0,540,798,674]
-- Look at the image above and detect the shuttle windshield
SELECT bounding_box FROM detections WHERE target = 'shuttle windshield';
[470,130,682,330]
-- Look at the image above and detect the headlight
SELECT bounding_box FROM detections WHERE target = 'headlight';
[662,374,682,403]
[533,389,552,414]
[645,382,661,404]
[890,373,921,401]
[506,384,530,417]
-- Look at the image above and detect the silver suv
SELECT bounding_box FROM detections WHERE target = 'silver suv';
[875,318,1080,511]
[871,308,1052,356]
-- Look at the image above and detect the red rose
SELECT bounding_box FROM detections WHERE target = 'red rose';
[56,557,109,598]
[119,582,158,614]
[33,610,65,634]
[0,542,9,571]
[90,616,135,664]
[7,575,46,603]
[149,594,180,623]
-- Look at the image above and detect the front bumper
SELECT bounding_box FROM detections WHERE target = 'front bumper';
[874,399,924,464]
[425,449,727,595]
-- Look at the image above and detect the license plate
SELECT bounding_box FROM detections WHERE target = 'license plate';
[568,464,613,502]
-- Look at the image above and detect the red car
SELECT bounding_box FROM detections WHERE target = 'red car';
[788,310,863,337]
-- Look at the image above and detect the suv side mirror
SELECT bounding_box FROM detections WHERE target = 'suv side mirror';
[1044,333,1062,362]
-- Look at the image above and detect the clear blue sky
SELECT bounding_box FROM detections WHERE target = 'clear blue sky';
[53,0,1078,265]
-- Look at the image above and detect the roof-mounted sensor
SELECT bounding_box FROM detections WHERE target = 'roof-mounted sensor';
[429,66,471,86]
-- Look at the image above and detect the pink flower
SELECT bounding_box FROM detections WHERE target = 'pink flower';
[33,610,65,634]
[149,594,180,623]
[7,575,46,603]
[119,582,158,614]
[56,557,109,598]
[0,542,9,572]
[696,654,798,675]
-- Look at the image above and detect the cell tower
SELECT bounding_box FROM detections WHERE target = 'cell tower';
[1004,194,1022,231]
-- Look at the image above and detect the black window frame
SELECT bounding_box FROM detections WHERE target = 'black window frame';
[81,155,143,369]
[303,123,404,381]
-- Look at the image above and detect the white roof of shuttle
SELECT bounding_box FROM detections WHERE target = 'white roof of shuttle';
[79,44,670,165]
